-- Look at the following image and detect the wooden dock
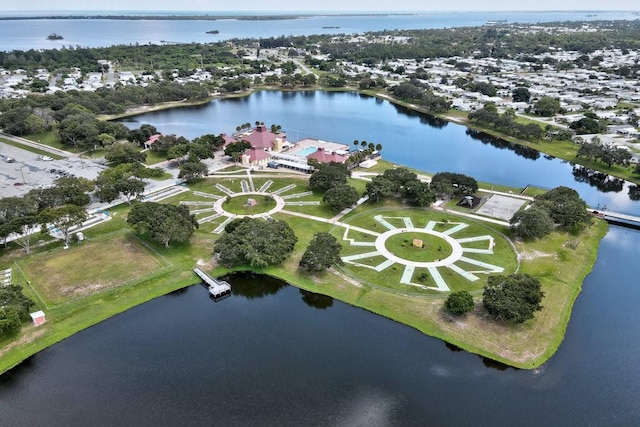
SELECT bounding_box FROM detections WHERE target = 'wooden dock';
[193,267,232,300]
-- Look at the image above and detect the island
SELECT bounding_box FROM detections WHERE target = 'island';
[205,30,219,34]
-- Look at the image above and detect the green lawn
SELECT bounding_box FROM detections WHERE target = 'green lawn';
[223,194,276,215]
[19,234,165,306]
[385,232,453,262]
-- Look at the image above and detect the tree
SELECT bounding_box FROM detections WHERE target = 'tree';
[127,202,199,247]
[534,96,561,117]
[431,172,478,198]
[483,274,544,323]
[94,164,147,204]
[299,232,343,272]
[534,186,590,230]
[323,185,360,211]
[309,162,349,192]
[178,160,208,182]
[510,206,555,239]
[445,291,474,315]
[365,175,394,202]
[403,180,435,207]
[40,204,88,245]
[224,140,251,157]
[214,218,297,268]
[381,167,418,192]
[105,142,146,165]
[512,87,531,103]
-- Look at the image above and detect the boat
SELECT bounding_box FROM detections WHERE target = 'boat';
[46,33,63,40]
[205,30,219,34]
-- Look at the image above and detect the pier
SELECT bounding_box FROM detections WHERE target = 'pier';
[193,267,232,300]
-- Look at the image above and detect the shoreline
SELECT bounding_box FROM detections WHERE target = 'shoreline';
[0,87,613,373]
[105,86,640,187]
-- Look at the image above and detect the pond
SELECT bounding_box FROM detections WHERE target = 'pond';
[1,226,640,425]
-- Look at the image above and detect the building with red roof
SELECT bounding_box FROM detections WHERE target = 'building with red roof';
[307,147,349,164]
[241,125,286,151]
[143,134,162,149]
[242,146,272,167]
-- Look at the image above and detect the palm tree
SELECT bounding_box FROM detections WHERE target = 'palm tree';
[360,140,367,148]
[368,143,375,151]
[375,143,382,152]
[353,140,359,149]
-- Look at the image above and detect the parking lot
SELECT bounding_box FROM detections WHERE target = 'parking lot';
[0,141,107,198]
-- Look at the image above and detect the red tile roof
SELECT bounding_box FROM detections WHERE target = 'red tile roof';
[244,147,271,162]
[242,125,284,150]
[307,147,348,164]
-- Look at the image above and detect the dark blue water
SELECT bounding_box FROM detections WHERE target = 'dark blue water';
[123,90,640,216]
[1,227,639,425]
[0,10,637,51]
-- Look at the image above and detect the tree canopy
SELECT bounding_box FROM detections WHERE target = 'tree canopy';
[445,290,475,315]
[214,218,297,268]
[510,206,555,239]
[127,202,198,247]
[299,232,343,272]
[309,162,350,192]
[483,274,544,323]
[323,184,360,211]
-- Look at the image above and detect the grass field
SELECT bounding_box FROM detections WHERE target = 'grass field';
[19,234,164,305]
[223,194,276,215]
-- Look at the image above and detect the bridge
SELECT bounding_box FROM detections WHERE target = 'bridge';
[193,267,232,300]
[589,209,640,230]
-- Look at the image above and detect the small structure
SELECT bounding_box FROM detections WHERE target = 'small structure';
[143,134,161,150]
[29,310,46,326]
[76,231,85,242]
[246,198,257,207]
[193,267,231,301]
[413,239,423,248]
[1,268,11,286]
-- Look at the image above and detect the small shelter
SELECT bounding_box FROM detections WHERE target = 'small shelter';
[29,310,46,326]
[413,239,423,248]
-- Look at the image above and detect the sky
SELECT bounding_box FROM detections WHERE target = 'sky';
[1,1,638,12]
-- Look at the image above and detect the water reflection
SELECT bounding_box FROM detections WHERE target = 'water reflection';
[445,342,463,352]
[572,166,625,193]
[391,104,448,128]
[466,129,540,160]
[299,289,334,309]
[227,272,287,299]
[481,357,515,371]
[628,185,640,201]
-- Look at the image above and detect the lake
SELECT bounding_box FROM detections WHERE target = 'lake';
[1,225,639,425]
[122,90,640,216]
[0,10,638,52]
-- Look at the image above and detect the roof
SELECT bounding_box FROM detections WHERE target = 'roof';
[307,147,349,164]
[244,147,271,162]
[145,134,161,145]
[242,125,285,150]
[30,310,45,319]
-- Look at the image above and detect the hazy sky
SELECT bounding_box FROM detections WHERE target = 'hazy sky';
[2,1,639,12]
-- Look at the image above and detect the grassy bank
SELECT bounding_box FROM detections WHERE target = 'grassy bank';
[0,172,608,372]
